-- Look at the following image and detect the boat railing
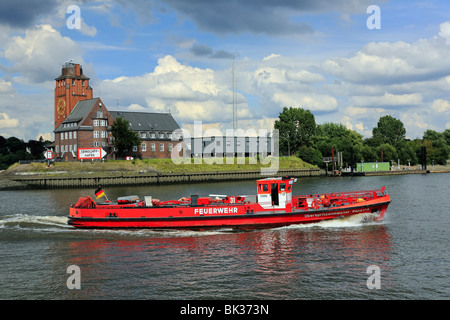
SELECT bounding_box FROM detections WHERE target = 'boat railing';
[292,187,387,210]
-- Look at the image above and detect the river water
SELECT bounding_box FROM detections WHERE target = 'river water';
[0,173,448,300]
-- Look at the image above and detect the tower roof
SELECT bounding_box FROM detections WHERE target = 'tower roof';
[55,62,90,81]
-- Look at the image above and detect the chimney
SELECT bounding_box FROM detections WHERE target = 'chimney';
[75,64,81,76]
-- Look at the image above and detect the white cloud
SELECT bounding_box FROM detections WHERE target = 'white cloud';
[36,132,53,141]
[272,92,338,112]
[401,112,430,132]
[350,93,423,108]
[2,24,86,84]
[126,103,146,111]
[322,26,450,85]
[285,69,326,83]
[430,99,450,113]
[262,53,281,61]
[0,112,19,128]
[438,21,450,43]
[0,80,16,96]
[101,55,250,124]
[79,18,97,37]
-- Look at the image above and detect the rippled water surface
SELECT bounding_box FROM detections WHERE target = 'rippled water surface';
[0,173,449,299]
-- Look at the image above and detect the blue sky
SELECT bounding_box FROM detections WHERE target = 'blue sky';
[1,0,450,141]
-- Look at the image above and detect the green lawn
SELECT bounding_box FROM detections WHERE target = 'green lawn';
[4,156,315,175]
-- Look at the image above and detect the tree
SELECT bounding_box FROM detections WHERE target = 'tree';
[372,115,406,145]
[361,145,377,162]
[398,141,418,166]
[0,136,6,155]
[27,139,45,159]
[423,129,444,142]
[420,130,449,165]
[111,117,142,158]
[378,143,397,162]
[296,146,322,166]
[443,129,450,146]
[274,107,316,155]
[312,122,364,167]
[5,136,26,154]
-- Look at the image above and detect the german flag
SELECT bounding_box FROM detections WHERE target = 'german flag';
[95,187,105,199]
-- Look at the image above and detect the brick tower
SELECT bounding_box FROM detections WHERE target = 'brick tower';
[54,61,93,129]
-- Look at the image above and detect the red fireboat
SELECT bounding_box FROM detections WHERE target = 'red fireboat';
[68,177,390,229]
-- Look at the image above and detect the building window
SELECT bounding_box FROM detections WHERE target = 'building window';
[101,131,106,138]
[73,131,77,139]
[82,80,85,87]
[177,143,182,152]
[100,120,106,126]
[132,146,137,152]
[69,132,72,140]
[94,131,99,138]
[159,132,164,139]
[168,133,172,139]
[168,143,173,152]
[150,132,155,138]
[140,132,147,138]
[151,143,155,151]
[142,143,146,152]
[94,141,99,147]
[74,144,77,151]
[96,111,103,118]
[56,145,59,153]
[61,133,64,141]
[93,120,99,127]
[65,132,68,140]
[160,143,164,152]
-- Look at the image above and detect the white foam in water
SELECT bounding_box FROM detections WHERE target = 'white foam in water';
[0,212,384,237]
[281,212,382,230]
[0,214,70,230]
[0,214,227,237]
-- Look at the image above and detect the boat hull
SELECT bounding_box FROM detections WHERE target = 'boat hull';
[68,196,390,230]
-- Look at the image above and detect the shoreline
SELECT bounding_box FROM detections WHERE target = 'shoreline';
[0,168,321,190]
[1,166,449,190]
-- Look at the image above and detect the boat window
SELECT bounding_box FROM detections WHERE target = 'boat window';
[259,184,269,192]
[280,183,286,191]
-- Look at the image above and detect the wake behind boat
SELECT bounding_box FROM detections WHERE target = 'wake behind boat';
[68,177,390,229]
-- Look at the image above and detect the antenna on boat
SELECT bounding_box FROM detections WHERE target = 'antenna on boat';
[232,55,237,130]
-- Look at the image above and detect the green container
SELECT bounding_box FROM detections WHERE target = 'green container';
[356,162,390,172]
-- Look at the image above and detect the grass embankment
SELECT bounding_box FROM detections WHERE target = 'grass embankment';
[3,157,315,177]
